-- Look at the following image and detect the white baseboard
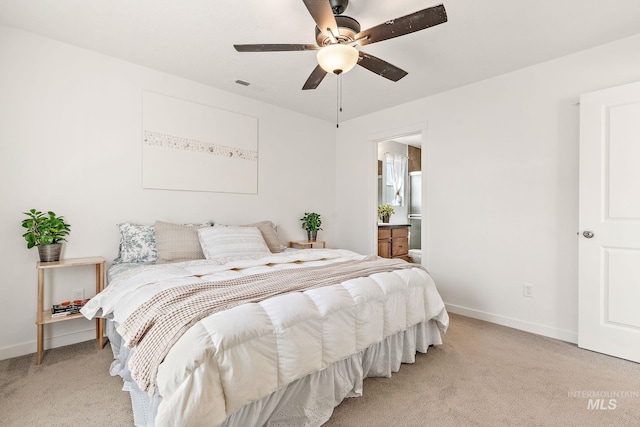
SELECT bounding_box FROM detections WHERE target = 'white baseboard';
[0,328,96,361]
[446,303,578,344]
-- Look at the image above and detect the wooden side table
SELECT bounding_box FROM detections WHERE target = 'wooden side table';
[289,240,326,249]
[36,256,106,364]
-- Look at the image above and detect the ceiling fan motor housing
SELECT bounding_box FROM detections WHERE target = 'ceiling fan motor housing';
[329,0,349,15]
[315,15,361,46]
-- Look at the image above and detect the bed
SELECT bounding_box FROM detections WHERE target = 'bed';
[81,221,449,426]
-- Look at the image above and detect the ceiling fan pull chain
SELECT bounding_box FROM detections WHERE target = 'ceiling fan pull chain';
[339,73,343,114]
[336,73,345,128]
[336,74,342,128]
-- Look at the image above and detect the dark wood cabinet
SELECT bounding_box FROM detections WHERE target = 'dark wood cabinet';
[408,145,421,173]
[378,225,410,262]
[378,228,392,258]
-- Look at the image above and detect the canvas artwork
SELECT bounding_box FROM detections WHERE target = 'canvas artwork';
[142,91,258,194]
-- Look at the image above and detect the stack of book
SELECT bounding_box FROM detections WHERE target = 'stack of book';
[51,298,91,318]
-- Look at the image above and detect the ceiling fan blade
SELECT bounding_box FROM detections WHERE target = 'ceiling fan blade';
[302,65,328,90]
[357,51,408,82]
[302,0,339,38]
[356,4,447,47]
[234,44,319,52]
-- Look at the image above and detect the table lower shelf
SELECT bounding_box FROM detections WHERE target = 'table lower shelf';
[36,311,107,355]
[38,310,85,324]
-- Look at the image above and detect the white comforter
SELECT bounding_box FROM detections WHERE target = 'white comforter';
[82,249,448,427]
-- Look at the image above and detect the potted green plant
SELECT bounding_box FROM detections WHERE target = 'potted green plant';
[378,204,394,223]
[21,209,71,262]
[300,212,322,242]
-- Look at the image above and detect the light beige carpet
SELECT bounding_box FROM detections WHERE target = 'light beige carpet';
[0,339,132,427]
[1,313,638,426]
[325,314,640,426]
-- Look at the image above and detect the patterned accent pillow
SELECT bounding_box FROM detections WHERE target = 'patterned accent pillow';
[155,220,211,264]
[198,226,271,262]
[114,223,156,264]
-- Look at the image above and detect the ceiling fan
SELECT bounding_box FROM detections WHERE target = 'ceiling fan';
[234,0,447,90]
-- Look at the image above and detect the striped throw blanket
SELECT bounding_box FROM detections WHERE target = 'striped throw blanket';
[117,256,418,394]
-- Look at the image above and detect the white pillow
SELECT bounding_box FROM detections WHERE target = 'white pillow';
[215,220,282,253]
[198,226,271,262]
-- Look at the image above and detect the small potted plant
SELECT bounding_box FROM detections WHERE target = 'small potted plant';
[378,204,394,223]
[300,212,322,242]
[21,209,71,262]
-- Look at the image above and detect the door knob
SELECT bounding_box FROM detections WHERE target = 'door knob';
[583,230,594,238]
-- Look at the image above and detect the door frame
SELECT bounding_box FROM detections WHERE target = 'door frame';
[368,122,429,263]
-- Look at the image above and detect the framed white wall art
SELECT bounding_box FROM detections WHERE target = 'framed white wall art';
[142,91,258,193]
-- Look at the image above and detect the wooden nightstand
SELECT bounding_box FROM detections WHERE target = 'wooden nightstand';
[35,256,106,364]
[289,240,326,249]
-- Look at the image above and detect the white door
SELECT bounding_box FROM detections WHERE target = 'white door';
[578,81,640,363]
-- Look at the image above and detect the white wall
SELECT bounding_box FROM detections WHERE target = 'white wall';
[335,34,640,342]
[3,22,640,360]
[0,25,336,359]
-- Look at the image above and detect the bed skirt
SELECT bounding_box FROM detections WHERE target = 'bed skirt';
[107,318,443,427]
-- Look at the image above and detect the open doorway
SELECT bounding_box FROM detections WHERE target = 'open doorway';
[377,132,423,264]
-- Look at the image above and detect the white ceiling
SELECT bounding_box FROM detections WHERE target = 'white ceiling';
[1,0,640,123]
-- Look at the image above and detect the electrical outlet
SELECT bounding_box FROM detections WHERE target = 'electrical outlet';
[523,283,534,298]
[72,288,84,300]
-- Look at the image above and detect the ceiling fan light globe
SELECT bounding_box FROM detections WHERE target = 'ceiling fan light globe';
[317,44,359,75]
